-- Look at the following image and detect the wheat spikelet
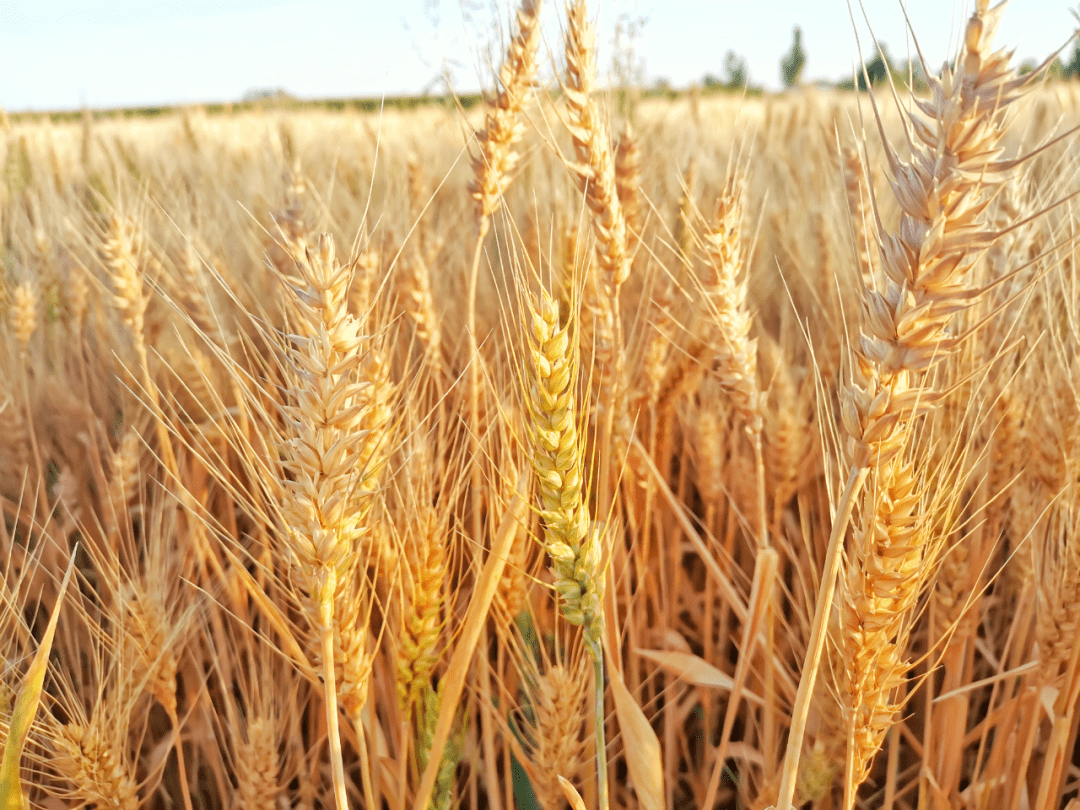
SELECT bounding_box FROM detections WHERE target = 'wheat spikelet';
[276,161,308,248]
[100,212,180,478]
[675,159,697,262]
[761,341,813,521]
[407,154,427,228]
[274,232,380,809]
[637,270,674,406]
[1034,497,1080,683]
[331,585,375,722]
[355,340,399,582]
[172,239,218,340]
[695,392,727,507]
[415,684,464,810]
[0,389,30,485]
[53,464,82,535]
[66,261,89,331]
[930,531,973,643]
[494,448,531,620]
[104,428,142,542]
[277,233,372,604]
[400,248,443,364]
[103,215,148,339]
[840,0,1031,472]
[350,244,381,321]
[836,458,933,790]
[498,524,530,620]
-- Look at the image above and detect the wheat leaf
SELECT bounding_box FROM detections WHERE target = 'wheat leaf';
[607,661,664,810]
[1,551,78,810]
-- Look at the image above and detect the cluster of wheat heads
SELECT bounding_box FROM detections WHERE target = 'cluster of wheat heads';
[2,1,1080,808]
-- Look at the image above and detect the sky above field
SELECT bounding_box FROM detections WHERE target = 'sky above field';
[0,0,1074,111]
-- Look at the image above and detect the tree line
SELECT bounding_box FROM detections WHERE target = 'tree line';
[697,26,1080,93]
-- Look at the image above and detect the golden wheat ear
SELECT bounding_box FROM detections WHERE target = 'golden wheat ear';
[0,549,77,810]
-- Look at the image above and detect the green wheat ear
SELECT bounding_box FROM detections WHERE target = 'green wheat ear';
[0,551,77,810]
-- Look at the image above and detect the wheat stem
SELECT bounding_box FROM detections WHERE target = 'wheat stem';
[774,465,867,810]
[593,654,609,810]
[317,575,349,810]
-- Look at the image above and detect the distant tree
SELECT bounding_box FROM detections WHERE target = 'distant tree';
[1018,58,1039,76]
[610,9,649,89]
[242,88,295,104]
[1062,39,1080,79]
[705,50,750,91]
[648,77,677,100]
[780,26,806,88]
[723,50,749,89]
[857,42,894,90]
[891,57,929,92]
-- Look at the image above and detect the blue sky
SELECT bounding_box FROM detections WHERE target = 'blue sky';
[0,0,1073,111]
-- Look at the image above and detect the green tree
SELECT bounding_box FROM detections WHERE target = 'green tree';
[780,26,806,88]
[857,41,894,90]
[1062,39,1080,79]
[723,50,749,89]
[897,57,929,92]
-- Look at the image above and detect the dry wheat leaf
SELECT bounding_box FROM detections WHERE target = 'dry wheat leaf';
[558,776,588,810]
[635,648,763,704]
[608,663,664,810]
[412,482,529,810]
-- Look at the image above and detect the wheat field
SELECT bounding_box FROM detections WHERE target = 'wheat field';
[2,2,1080,809]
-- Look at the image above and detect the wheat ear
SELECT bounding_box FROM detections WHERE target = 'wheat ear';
[843,145,877,287]
[775,3,1034,807]
[276,233,376,810]
[563,0,631,512]
[470,0,543,222]
[523,288,609,810]
[10,283,36,352]
[531,658,590,810]
[614,120,644,246]
[102,214,178,479]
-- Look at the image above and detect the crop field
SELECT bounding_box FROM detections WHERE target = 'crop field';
[2,1,1080,809]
